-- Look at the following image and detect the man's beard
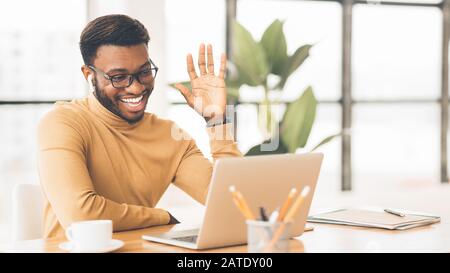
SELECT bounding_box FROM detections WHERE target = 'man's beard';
[93,80,149,124]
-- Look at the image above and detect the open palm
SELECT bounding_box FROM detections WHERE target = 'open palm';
[175,44,227,122]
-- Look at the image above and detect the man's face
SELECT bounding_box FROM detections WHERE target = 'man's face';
[88,44,154,124]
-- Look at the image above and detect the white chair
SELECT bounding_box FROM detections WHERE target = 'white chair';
[11,184,44,241]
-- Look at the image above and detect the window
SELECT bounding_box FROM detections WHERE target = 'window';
[236,0,342,189]
[0,0,87,242]
[353,104,440,189]
[353,5,442,100]
[0,0,87,100]
[352,4,442,190]
[231,0,445,191]
[237,0,342,101]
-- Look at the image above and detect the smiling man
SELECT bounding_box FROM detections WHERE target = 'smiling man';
[37,14,241,238]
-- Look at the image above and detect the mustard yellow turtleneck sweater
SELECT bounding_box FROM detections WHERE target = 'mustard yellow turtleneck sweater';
[37,93,242,238]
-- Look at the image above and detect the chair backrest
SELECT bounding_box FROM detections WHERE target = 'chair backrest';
[11,184,44,241]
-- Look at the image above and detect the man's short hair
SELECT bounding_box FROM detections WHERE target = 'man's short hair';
[79,14,150,65]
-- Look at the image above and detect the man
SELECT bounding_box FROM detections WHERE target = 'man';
[37,14,242,238]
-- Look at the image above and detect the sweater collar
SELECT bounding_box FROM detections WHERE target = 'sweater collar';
[87,92,145,129]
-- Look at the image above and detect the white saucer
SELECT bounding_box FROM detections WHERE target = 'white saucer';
[59,239,124,253]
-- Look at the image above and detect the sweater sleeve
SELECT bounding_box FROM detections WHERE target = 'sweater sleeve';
[172,123,242,204]
[37,109,170,231]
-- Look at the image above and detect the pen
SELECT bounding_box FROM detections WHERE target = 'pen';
[259,207,269,221]
[269,209,279,223]
[384,208,405,217]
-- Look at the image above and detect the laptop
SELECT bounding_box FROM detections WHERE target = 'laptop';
[142,153,323,250]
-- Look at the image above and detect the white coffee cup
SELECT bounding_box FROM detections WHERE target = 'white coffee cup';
[65,220,113,252]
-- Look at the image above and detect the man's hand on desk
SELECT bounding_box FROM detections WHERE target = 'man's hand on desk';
[174,44,228,125]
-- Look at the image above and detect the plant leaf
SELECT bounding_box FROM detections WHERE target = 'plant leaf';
[310,133,341,152]
[280,86,317,153]
[277,44,312,90]
[226,85,240,101]
[245,137,289,156]
[260,19,288,76]
[232,20,269,86]
[288,44,312,76]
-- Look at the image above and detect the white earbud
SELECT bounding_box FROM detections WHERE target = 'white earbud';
[87,75,95,92]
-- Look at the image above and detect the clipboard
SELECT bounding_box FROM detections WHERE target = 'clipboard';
[307,208,441,230]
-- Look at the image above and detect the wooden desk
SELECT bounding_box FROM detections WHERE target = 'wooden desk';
[2,184,450,253]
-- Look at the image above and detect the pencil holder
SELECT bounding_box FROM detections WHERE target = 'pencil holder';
[246,220,292,253]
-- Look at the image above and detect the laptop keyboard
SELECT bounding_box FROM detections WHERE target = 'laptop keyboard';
[173,235,198,243]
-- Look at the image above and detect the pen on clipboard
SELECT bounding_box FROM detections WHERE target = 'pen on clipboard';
[384,208,405,217]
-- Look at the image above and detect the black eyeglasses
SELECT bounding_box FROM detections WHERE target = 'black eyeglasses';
[88,59,158,89]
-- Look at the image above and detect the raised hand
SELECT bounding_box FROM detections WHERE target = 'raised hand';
[174,44,227,122]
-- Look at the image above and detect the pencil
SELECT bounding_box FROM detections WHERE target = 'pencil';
[277,188,298,221]
[229,185,256,220]
[229,186,247,218]
[230,192,248,218]
[284,186,310,222]
[234,188,256,220]
[264,186,311,252]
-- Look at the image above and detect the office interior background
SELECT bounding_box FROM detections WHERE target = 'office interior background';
[0,0,446,243]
